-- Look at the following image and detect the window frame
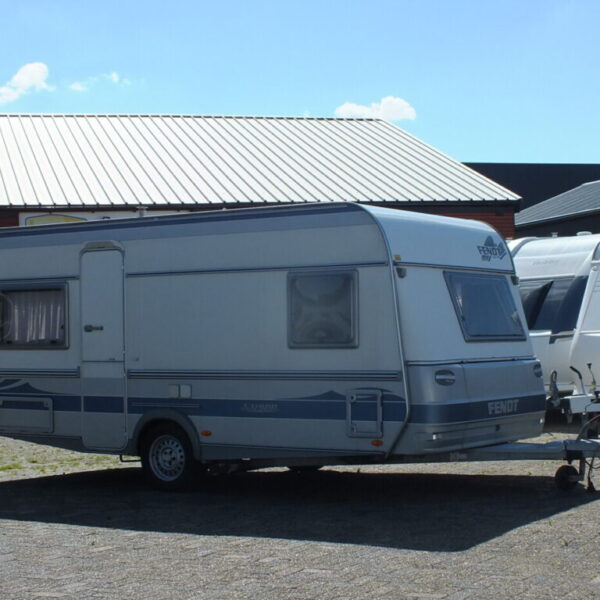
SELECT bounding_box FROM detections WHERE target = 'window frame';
[0,282,69,350]
[444,270,526,343]
[287,269,359,349]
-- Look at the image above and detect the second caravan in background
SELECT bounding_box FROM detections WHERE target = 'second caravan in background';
[511,234,600,417]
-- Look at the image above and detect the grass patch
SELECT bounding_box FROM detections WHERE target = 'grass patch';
[0,462,23,471]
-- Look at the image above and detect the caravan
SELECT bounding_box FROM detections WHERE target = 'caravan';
[0,203,545,489]
[511,234,600,417]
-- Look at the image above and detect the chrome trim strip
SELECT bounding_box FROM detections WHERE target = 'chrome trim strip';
[127,369,402,381]
[406,357,535,366]
[0,368,80,378]
[395,261,513,275]
[127,261,387,278]
[0,276,78,284]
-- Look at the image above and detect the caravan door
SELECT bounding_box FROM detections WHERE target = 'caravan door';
[80,246,127,450]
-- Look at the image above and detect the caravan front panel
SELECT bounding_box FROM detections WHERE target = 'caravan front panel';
[365,207,546,455]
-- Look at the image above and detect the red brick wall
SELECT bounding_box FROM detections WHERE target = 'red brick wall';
[0,213,18,228]
[395,206,516,239]
[435,211,515,239]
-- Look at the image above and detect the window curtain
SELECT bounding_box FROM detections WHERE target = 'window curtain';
[1,290,65,345]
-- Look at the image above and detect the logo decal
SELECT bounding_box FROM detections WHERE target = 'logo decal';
[488,399,520,416]
[478,236,507,262]
[241,402,279,414]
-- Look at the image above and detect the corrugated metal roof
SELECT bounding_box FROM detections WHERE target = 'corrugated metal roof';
[0,114,519,208]
[515,180,600,226]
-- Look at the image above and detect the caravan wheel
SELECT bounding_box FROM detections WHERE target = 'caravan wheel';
[141,423,197,491]
[554,465,579,491]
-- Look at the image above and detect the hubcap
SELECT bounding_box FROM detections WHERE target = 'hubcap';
[149,434,186,481]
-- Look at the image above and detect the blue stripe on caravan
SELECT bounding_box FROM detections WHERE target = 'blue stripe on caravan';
[128,396,408,421]
[83,396,124,414]
[0,391,545,424]
[0,400,49,410]
[409,394,546,424]
[53,396,81,412]
[0,379,24,389]
[0,393,80,412]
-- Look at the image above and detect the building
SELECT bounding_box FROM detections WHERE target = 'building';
[0,114,519,237]
[466,163,600,211]
[515,180,600,236]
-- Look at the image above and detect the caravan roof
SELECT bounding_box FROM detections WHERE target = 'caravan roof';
[0,202,513,273]
[513,234,600,279]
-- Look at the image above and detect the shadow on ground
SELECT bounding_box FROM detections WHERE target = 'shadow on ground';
[0,466,596,552]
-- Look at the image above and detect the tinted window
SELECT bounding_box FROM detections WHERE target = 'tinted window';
[520,280,552,327]
[519,276,587,333]
[445,271,525,341]
[288,272,357,348]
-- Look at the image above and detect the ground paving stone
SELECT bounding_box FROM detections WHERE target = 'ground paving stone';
[1,431,600,599]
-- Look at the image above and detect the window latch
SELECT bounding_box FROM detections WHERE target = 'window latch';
[84,324,104,332]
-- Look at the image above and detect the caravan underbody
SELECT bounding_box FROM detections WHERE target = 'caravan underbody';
[4,423,599,492]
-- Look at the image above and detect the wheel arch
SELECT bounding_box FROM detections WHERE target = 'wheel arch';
[132,409,202,461]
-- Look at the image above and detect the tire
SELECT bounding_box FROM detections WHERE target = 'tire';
[141,423,197,491]
[554,464,579,491]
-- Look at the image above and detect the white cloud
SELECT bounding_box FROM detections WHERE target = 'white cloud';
[69,71,132,93]
[334,96,416,121]
[0,62,54,105]
[69,81,87,92]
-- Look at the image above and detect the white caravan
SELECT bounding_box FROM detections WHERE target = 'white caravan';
[0,203,545,489]
[511,234,600,417]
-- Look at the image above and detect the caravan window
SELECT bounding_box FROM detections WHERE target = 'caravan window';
[288,271,357,348]
[518,276,587,333]
[0,288,66,347]
[445,272,525,342]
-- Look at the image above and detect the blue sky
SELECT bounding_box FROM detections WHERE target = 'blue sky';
[1,0,599,163]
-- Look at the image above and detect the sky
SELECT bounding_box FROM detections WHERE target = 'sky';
[0,0,599,163]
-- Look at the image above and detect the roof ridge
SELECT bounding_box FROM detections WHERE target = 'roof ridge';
[0,113,381,121]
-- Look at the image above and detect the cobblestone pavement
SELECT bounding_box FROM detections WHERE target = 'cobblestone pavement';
[1,430,599,600]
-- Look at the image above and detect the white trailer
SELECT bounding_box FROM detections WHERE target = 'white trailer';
[511,234,600,419]
[0,203,550,489]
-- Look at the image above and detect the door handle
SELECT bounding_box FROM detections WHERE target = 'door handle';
[84,324,104,332]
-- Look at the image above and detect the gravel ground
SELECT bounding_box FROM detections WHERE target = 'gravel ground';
[1,428,599,600]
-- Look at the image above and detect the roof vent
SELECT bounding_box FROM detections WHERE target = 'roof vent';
[577,231,592,236]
